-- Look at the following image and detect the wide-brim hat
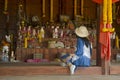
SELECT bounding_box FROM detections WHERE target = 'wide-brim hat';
[75,26,89,37]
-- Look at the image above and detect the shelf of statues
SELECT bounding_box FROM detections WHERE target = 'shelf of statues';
[16,25,77,49]
[17,37,77,49]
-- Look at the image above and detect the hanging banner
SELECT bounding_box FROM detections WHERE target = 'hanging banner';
[3,0,8,14]
[74,0,77,17]
[4,0,8,11]
[50,0,53,22]
[42,0,45,17]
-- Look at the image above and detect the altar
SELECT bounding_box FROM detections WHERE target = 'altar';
[15,48,97,62]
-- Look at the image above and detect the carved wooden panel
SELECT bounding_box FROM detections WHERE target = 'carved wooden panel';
[0,0,6,39]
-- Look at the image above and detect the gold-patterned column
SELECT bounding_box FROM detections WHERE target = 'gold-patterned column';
[42,0,45,17]
[50,0,53,22]
[74,0,77,17]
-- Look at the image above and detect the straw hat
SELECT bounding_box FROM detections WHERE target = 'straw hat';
[75,26,89,37]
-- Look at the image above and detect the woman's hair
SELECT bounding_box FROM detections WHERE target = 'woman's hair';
[81,37,90,47]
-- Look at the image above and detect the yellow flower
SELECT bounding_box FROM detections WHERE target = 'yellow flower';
[102,27,108,32]
[108,28,115,32]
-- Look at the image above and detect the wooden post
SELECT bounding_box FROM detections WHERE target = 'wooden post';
[97,2,110,75]
[96,3,102,66]
[101,57,110,75]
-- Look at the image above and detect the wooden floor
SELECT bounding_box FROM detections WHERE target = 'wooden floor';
[0,62,119,76]
[110,62,120,75]
[1,75,120,80]
[0,62,102,76]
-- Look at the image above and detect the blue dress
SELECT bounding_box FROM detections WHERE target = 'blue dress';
[72,37,92,67]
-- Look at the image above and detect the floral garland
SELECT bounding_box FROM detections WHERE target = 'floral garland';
[3,0,8,14]
[102,0,115,32]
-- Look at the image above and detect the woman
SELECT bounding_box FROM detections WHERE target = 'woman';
[70,25,92,74]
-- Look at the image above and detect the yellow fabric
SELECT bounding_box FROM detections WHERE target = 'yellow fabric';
[24,37,28,48]
[116,35,119,49]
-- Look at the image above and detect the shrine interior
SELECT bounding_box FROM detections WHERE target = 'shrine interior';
[0,0,120,75]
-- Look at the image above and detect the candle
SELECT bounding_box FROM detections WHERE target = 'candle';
[38,34,42,42]
[24,37,28,48]
[37,29,41,42]
[116,35,119,49]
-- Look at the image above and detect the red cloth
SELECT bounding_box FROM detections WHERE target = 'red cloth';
[99,22,111,61]
[92,0,102,4]
[92,0,119,4]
